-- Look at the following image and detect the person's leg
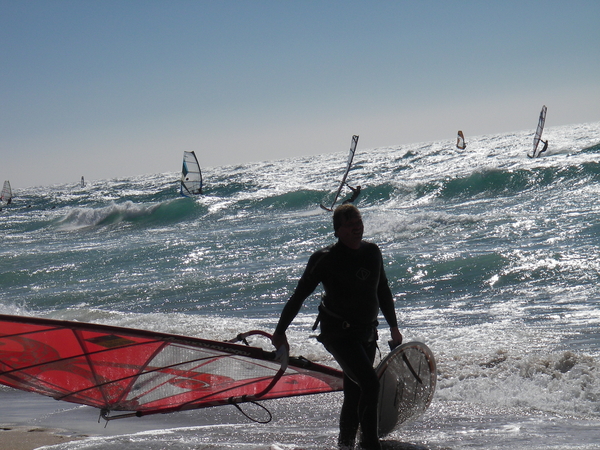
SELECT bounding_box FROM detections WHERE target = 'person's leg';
[338,371,361,448]
[324,338,380,449]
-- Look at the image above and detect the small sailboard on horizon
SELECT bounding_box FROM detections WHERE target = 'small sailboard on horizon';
[456,130,466,149]
[528,105,547,158]
[180,151,203,196]
[1,180,12,205]
[320,135,359,212]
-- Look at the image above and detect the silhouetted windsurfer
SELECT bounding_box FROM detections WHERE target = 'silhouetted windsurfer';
[538,140,548,156]
[342,184,361,205]
[528,105,548,158]
[272,205,402,450]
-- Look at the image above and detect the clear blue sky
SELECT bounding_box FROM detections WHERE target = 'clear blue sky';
[1,0,599,189]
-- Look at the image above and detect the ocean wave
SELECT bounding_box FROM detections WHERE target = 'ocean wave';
[54,198,203,230]
[437,347,600,417]
[411,162,600,201]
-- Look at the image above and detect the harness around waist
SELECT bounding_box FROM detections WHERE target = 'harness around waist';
[312,301,376,331]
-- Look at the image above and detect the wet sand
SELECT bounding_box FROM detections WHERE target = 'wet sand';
[0,426,83,450]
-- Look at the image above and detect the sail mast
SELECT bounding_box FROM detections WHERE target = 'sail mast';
[320,135,359,212]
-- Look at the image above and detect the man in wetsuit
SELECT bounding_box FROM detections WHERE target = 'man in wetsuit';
[538,139,549,156]
[342,184,361,205]
[272,204,403,450]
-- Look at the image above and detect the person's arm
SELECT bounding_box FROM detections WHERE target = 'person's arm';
[389,326,403,346]
[377,265,397,328]
[272,284,315,352]
[376,248,403,346]
[271,330,289,352]
[272,251,325,348]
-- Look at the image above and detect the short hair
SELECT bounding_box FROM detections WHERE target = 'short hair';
[333,204,361,233]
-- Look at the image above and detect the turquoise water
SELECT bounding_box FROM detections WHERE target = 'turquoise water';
[1,122,600,448]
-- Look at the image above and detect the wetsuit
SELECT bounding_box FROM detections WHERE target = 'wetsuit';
[275,240,398,449]
[342,186,361,205]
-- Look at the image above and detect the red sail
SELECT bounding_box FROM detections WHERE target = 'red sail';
[0,314,343,419]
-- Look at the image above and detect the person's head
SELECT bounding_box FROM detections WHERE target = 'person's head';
[333,204,363,248]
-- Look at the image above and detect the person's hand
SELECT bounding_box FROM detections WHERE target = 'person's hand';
[271,331,289,354]
[389,327,403,348]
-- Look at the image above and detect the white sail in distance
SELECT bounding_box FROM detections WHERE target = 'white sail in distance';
[456,130,466,149]
[180,151,203,196]
[320,135,359,212]
[1,181,12,204]
[529,105,547,158]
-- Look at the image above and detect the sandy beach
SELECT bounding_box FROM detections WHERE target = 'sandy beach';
[0,390,95,450]
[0,426,82,450]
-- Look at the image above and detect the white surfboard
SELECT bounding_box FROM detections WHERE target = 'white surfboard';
[377,341,436,437]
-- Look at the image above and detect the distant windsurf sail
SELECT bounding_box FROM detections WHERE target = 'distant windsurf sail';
[0,315,343,421]
[456,130,466,149]
[528,105,547,158]
[81,176,85,188]
[1,180,12,204]
[180,151,203,196]
[320,135,359,212]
